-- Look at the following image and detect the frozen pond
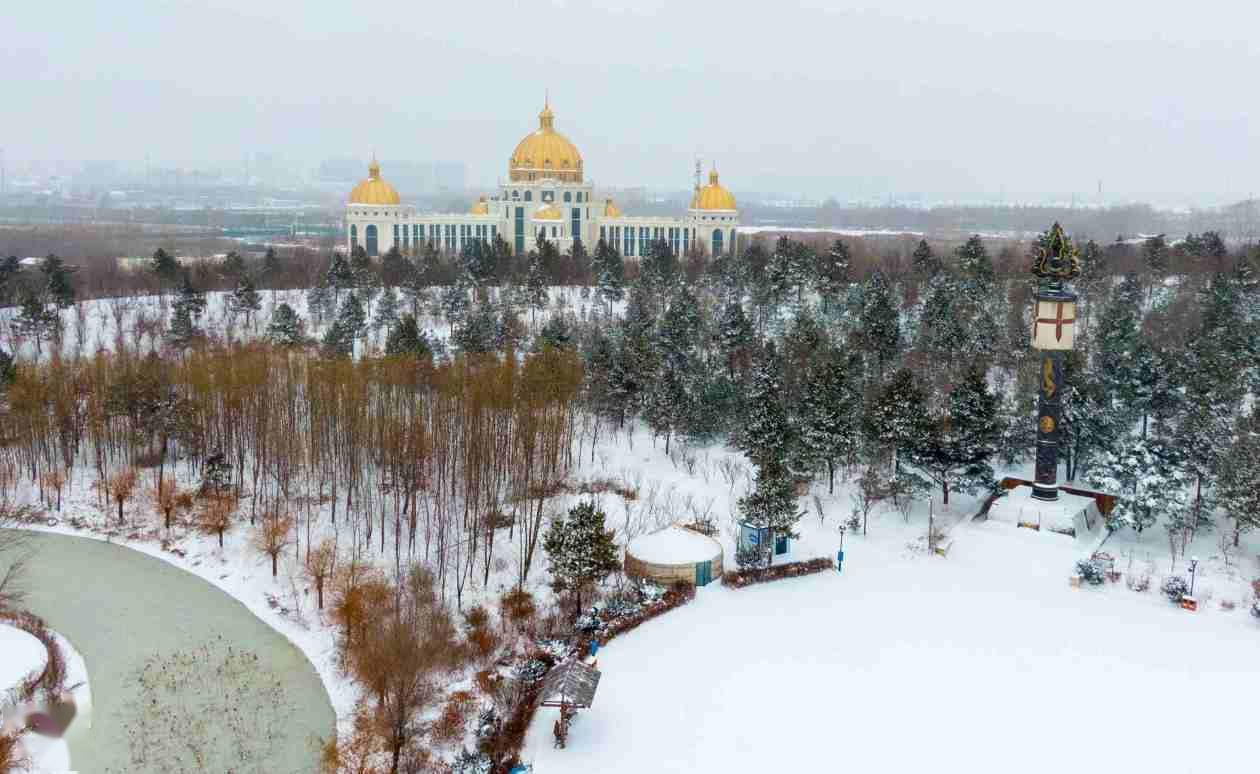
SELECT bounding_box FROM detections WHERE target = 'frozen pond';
[11,531,334,773]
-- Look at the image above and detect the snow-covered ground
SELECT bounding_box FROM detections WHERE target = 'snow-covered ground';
[0,623,44,698]
[0,284,609,362]
[524,507,1259,773]
[0,623,91,773]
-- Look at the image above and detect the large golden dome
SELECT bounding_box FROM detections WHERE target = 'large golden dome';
[349,159,401,205]
[691,168,737,211]
[509,101,583,183]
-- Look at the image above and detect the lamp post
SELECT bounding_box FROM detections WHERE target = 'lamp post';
[1030,223,1081,502]
[1188,556,1199,596]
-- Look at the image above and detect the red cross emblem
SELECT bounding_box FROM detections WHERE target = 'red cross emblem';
[1034,301,1075,342]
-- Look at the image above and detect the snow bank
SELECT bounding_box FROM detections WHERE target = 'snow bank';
[626,526,721,565]
[0,624,91,774]
[0,623,45,697]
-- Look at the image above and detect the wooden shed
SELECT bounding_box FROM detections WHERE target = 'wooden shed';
[625,526,724,587]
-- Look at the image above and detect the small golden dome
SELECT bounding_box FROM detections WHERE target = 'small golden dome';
[533,203,563,220]
[603,198,622,218]
[470,195,489,215]
[509,99,583,183]
[691,168,737,211]
[349,159,401,205]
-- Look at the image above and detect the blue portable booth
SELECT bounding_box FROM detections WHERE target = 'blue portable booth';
[738,522,790,558]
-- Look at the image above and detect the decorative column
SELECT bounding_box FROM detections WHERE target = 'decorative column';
[1029,223,1081,502]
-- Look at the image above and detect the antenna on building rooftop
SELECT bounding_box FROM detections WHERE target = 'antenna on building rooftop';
[694,157,702,190]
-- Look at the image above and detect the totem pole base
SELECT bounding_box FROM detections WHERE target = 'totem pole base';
[988,485,1102,538]
[1031,483,1059,502]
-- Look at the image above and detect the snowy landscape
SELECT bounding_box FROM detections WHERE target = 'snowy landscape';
[2,224,1259,773]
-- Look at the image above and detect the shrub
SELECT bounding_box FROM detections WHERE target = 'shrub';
[451,747,493,773]
[511,658,549,683]
[499,589,537,632]
[1075,559,1105,586]
[1161,576,1190,603]
[1251,600,1260,620]
[734,544,766,571]
[722,557,834,589]
[1126,574,1151,593]
[464,605,490,631]
[474,669,499,697]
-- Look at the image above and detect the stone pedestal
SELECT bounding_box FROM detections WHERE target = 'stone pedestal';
[988,485,1102,537]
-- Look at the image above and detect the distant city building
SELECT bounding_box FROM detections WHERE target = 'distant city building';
[344,100,739,257]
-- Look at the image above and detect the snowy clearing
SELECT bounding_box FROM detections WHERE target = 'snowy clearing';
[524,505,1259,773]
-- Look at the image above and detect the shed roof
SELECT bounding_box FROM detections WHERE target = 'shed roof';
[539,660,601,709]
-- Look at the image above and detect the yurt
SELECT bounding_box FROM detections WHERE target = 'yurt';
[624,526,724,587]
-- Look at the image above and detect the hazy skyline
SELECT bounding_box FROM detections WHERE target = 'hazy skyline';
[7,1,1258,203]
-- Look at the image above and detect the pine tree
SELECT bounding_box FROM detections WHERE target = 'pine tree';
[863,369,930,474]
[916,276,967,373]
[325,253,355,307]
[716,296,756,379]
[1216,414,1260,544]
[222,250,248,280]
[737,344,795,469]
[324,292,366,357]
[439,281,471,334]
[814,239,851,311]
[1141,234,1169,290]
[174,272,207,322]
[581,330,618,422]
[306,281,334,326]
[0,346,16,393]
[856,270,901,377]
[601,289,656,428]
[525,250,548,321]
[1092,272,1144,414]
[912,239,941,278]
[261,247,281,287]
[399,257,429,317]
[639,238,679,300]
[536,314,572,351]
[381,245,411,287]
[800,349,862,493]
[372,286,400,333]
[0,255,19,306]
[165,302,201,349]
[1085,436,1188,536]
[955,235,994,291]
[14,289,56,355]
[150,248,180,287]
[737,458,802,568]
[906,365,1000,504]
[229,276,262,328]
[266,303,306,348]
[384,314,434,360]
[41,254,77,309]
[592,238,625,308]
[452,304,498,355]
[543,501,620,618]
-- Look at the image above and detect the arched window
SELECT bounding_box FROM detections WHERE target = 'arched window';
[365,224,379,257]
[563,191,571,203]
[729,229,736,255]
[512,190,520,200]
[350,224,358,249]
[525,191,533,202]
[712,228,723,256]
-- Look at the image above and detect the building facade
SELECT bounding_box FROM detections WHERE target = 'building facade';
[345,101,739,259]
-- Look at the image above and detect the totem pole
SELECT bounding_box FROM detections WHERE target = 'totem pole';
[1029,223,1081,501]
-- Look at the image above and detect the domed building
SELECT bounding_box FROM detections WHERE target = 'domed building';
[345,100,739,259]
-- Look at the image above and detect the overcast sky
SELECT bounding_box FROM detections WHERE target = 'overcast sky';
[6,1,1258,201]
